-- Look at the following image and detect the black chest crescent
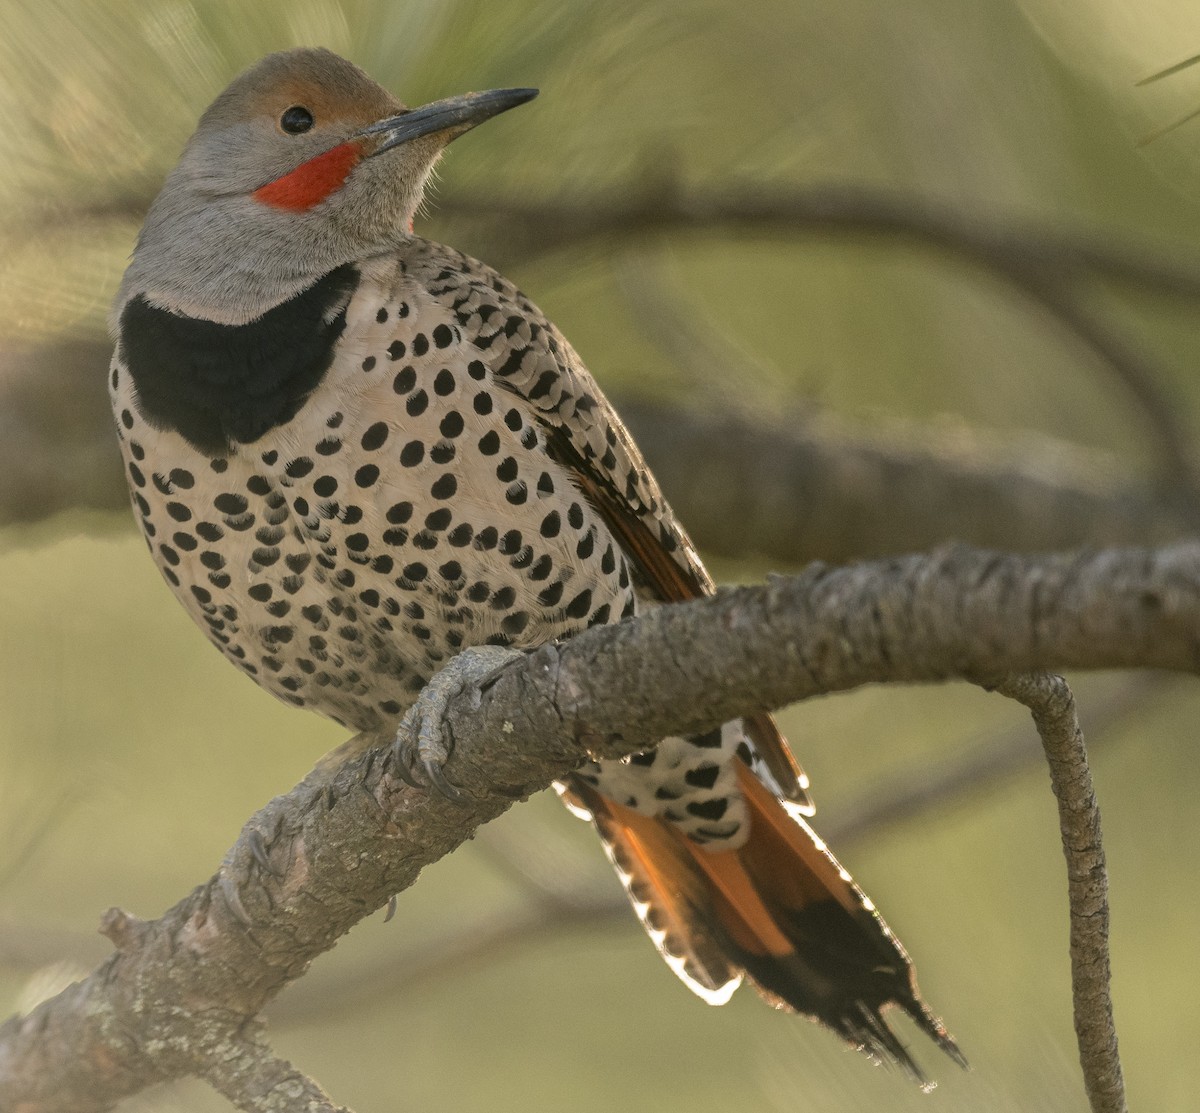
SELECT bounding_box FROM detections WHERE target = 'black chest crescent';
[119,265,360,454]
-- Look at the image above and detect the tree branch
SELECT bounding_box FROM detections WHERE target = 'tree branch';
[5,676,1149,1024]
[0,542,1195,1107]
[272,673,1157,1026]
[2,341,1193,564]
[197,1028,353,1113]
[991,674,1126,1113]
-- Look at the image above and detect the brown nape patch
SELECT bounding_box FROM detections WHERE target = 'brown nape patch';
[203,47,403,132]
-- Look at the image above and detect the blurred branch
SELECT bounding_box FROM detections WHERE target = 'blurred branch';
[271,882,625,1027]
[613,250,794,411]
[619,403,1194,562]
[23,181,1200,493]
[437,180,1200,302]
[991,674,1126,1113]
[50,184,1200,299]
[2,340,1193,563]
[825,672,1167,844]
[2,541,1200,1107]
[607,249,1196,559]
[437,183,1200,492]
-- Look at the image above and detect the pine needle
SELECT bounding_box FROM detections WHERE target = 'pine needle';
[1136,53,1200,86]
[1138,103,1200,147]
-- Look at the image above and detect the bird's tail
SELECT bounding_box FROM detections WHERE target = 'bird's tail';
[568,762,966,1083]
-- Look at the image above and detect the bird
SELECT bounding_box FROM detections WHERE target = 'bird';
[109,47,964,1081]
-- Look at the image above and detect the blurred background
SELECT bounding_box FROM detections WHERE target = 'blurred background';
[3,0,1200,1109]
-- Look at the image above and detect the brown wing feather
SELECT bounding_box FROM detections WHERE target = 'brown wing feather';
[544,425,811,808]
[463,251,808,806]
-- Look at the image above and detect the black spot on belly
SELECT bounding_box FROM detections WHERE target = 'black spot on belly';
[119,265,359,453]
[214,493,247,515]
[564,588,592,619]
[501,611,530,636]
[361,422,389,451]
[686,797,729,821]
[684,764,722,789]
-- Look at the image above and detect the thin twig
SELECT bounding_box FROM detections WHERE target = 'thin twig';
[612,250,793,412]
[991,673,1127,1113]
[470,822,611,907]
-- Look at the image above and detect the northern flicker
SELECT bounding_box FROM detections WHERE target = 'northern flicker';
[110,48,964,1079]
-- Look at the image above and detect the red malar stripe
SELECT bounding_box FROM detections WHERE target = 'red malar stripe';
[252,141,363,211]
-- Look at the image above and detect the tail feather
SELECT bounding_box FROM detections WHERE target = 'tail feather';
[568,765,965,1083]
[580,779,741,1003]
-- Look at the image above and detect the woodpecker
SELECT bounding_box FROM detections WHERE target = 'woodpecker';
[110,48,963,1080]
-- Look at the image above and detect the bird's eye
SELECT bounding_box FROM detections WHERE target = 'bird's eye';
[280,106,315,135]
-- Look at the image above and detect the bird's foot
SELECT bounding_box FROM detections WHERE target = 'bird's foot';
[391,645,523,801]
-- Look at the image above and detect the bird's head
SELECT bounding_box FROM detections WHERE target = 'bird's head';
[116,48,536,325]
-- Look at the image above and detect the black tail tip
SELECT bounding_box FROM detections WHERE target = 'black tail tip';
[841,999,968,1088]
[908,996,970,1074]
